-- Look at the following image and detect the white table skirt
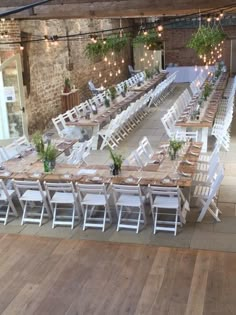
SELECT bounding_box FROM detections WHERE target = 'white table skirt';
[166,66,215,83]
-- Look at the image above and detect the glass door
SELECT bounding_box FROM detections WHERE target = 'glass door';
[0,53,28,145]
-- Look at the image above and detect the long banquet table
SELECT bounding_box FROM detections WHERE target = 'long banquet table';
[66,73,167,150]
[1,141,202,189]
[175,73,229,152]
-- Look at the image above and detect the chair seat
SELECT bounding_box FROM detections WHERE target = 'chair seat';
[116,195,145,207]
[51,192,75,204]
[81,193,110,206]
[153,196,179,208]
[0,189,15,201]
[20,190,46,202]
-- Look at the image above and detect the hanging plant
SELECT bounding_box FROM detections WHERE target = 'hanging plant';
[133,29,163,50]
[84,34,129,60]
[187,25,226,57]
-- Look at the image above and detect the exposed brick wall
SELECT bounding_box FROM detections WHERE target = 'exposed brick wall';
[164,26,233,70]
[18,18,132,134]
[0,19,20,58]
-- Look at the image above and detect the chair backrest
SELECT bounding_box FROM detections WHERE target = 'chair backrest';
[139,136,154,158]
[13,179,45,208]
[82,137,94,159]
[0,179,11,200]
[112,184,143,204]
[66,143,86,165]
[44,181,76,203]
[148,185,180,206]
[76,183,109,204]
[124,151,143,168]
[209,165,224,199]
[0,147,8,162]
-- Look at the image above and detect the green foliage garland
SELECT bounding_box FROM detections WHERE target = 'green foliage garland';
[187,26,226,56]
[132,29,163,50]
[84,34,128,60]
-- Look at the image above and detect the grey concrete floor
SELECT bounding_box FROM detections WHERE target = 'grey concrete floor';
[2,83,236,253]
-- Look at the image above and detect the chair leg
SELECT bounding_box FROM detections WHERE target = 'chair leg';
[83,206,88,231]
[71,204,75,229]
[39,203,45,227]
[136,209,141,233]
[154,207,158,234]
[21,201,27,225]
[117,206,123,232]
[52,204,57,228]
[4,205,10,225]
[174,209,178,236]
[102,207,107,232]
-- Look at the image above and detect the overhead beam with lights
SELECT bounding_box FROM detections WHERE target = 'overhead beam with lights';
[0,0,236,19]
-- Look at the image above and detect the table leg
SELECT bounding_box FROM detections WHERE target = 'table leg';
[91,125,99,150]
[201,127,208,153]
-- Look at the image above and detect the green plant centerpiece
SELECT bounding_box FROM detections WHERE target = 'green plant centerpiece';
[109,86,117,101]
[168,139,183,160]
[41,143,58,172]
[32,132,58,172]
[109,147,124,175]
[121,82,128,97]
[104,91,110,107]
[202,82,212,100]
[32,131,44,154]
[63,78,71,93]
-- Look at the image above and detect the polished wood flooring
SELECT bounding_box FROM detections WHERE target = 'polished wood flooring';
[0,233,236,315]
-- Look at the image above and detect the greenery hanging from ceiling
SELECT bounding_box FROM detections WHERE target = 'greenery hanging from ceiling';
[132,29,164,50]
[84,34,129,60]
[187,25,226,57]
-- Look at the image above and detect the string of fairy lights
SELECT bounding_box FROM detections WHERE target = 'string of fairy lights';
[0,3,236,86]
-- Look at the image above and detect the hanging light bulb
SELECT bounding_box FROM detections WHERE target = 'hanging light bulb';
[100,84,104,90]
[158,32,162,38]
[121,58,124,63]
[115,72,118,77]
[104,78,107,84]
[111,51,114,56]
[144,44,146,48]
[220,11,224,18]
[99,72,102,78]
[206,15,212,23]
[108,61,111,66]
[104,56,107,62]
[144,52,147,57]
[205,64,209,70]
[199,55,203,59]
[143,29,148,36]
[20,45,24,51]
[215,16,220,21]
[109,71,113,77]
[118,69,121,74]
[157,24,163,32]
[114,61,117,66]
[93,65,96,71]
[103,38,107,45]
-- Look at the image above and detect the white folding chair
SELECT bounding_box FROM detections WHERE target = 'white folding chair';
[13,179,51,226]
[112,184,146,233]
[192,165,224,222]
[139,136,154,159]
[76,183,111,231]
[44,181,80,229]
[0,179,18,224]
[148,185,184,236]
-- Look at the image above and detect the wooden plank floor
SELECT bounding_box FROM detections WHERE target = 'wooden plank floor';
[0,234,236,315]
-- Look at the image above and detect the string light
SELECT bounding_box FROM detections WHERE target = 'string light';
[109,71,112,77]
[118,69,121,74]
[121,58,124,63]
[93,65,96,71]
[104,78,107,84]
[20,45,24,50]
[99,72,102,78]
[157,24,163,32]
[104,56,107,62]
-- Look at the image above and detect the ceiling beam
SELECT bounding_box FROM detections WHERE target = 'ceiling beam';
[0,0,235,19]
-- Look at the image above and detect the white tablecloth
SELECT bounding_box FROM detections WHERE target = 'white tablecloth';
[166,66,215,83]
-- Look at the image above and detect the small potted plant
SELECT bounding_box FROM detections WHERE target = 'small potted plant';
[109,86,117,101]
[121,82,128,97]
[104,91,111,107]
[32,131,44,155]
[202,82,212,100]
[41,143,58,172]
[109,147,123,175]
[63,78,71,93]
[168,139,183,160]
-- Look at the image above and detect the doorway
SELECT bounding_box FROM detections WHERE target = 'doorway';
[0,53,28,145]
